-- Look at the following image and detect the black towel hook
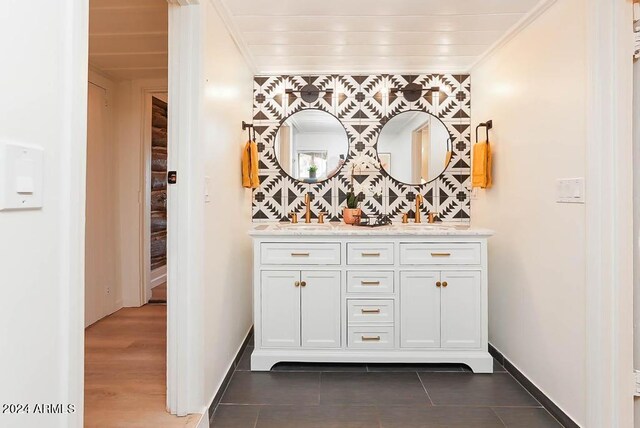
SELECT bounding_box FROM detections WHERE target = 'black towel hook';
[475,120,493,144]
[242,121,255,141]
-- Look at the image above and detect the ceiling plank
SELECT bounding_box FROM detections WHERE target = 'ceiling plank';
[243,30,505,46]
[248,44,489,57]
[225,0,540,16]
[89,33,167,55]
[233,14,523,33]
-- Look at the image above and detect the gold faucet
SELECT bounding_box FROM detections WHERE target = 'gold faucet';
[428,211,437,224]
[304,193,312,223]
[415,194,423,223]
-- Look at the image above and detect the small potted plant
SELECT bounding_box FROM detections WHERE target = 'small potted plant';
[343,191,361,225]
[308,164,318,180]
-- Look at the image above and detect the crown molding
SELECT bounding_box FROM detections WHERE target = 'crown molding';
[208,0,258,74]
[468,0,557,72]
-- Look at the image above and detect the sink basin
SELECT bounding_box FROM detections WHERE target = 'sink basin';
[277,223,332,231]
[397,223,462,229]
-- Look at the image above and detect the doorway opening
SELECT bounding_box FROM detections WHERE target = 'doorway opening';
[83,0,198,426]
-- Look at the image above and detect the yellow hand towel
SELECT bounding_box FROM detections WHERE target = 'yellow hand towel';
[242,140,260,189]
[471,142,492,189]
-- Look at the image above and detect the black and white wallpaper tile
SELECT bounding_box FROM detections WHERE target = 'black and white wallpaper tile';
[251,74,472,223]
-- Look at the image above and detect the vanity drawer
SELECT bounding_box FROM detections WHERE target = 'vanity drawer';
[346,271,394,294]
[348,326,394,349]
[347,243,394,265]
[261,243,341,265]
[400,243,481,265]
[347,299,394,324]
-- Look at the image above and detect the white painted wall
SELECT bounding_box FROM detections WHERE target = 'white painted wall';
[86,72,120,326]
[201,0,254,410]
[471,0,586,425]
[0,1,87,427]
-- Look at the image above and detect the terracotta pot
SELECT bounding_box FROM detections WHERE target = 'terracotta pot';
[343,207,362,225]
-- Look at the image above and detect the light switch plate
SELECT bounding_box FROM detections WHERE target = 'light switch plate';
[0,141,44,210]
[556,177,585,204]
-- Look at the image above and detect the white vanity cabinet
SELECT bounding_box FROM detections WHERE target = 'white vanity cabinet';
[261,270,341,349]
[250,224,494,373]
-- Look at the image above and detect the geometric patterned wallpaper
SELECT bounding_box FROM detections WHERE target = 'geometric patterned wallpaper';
[251,74,472,223]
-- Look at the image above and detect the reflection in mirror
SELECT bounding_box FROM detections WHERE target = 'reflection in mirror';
[274,110,348,183]
[377,111,451,185]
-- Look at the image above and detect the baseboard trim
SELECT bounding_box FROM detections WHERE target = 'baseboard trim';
[488,343,579,428]
[150,267,166,289]
[207,327,254,423]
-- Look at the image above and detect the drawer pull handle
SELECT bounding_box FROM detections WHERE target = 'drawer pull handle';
[442,281,448,287]
[361,252,381,257]
[295,281,300,287]
[430,252,451,257]
[436,281,442,287]
[361,308,381,314]
[300,281,307,287]
[361,281,380,286]
[291,252,310,257]
[362,336,381,341]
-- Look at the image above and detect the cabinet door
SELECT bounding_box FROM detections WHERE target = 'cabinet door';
[400,271,441,348]
[261,271,301,348]
[301,271,341,348]
[441,271,482,349]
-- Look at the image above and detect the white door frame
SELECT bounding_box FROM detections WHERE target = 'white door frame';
[142,88,169,304]
[166,0,205,416]
[63,0,89,426]
[585,0,635,426]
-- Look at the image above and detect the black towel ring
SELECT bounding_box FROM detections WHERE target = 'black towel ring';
[475,120,493,144]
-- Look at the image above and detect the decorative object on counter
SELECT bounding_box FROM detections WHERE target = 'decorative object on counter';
[343,158,380,225]
[353,214,393,228]
[472,120,493,189]
[343,191,361,225]
[241,121,260,189]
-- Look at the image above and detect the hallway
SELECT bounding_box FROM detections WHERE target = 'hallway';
[210,336,562,427]
[84,305,200,427]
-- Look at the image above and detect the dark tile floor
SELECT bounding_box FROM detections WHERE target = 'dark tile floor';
[211,338,563,428]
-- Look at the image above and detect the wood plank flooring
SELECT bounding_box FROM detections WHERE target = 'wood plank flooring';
[84,305,200,427]
[150,282,167,302]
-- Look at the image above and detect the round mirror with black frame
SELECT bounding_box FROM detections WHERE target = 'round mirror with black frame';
[376,110,452,185]
[273,109,348,183]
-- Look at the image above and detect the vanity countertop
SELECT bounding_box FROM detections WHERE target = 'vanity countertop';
[249,222,494,237]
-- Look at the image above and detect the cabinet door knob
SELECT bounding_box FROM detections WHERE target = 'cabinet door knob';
[442,281,448,287]
[300,281,307,287]
[436,281,442,287]
[295,281,300,287]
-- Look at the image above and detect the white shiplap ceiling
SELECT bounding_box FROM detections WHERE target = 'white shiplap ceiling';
[89,0,167,80]
[214,0,544,74]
